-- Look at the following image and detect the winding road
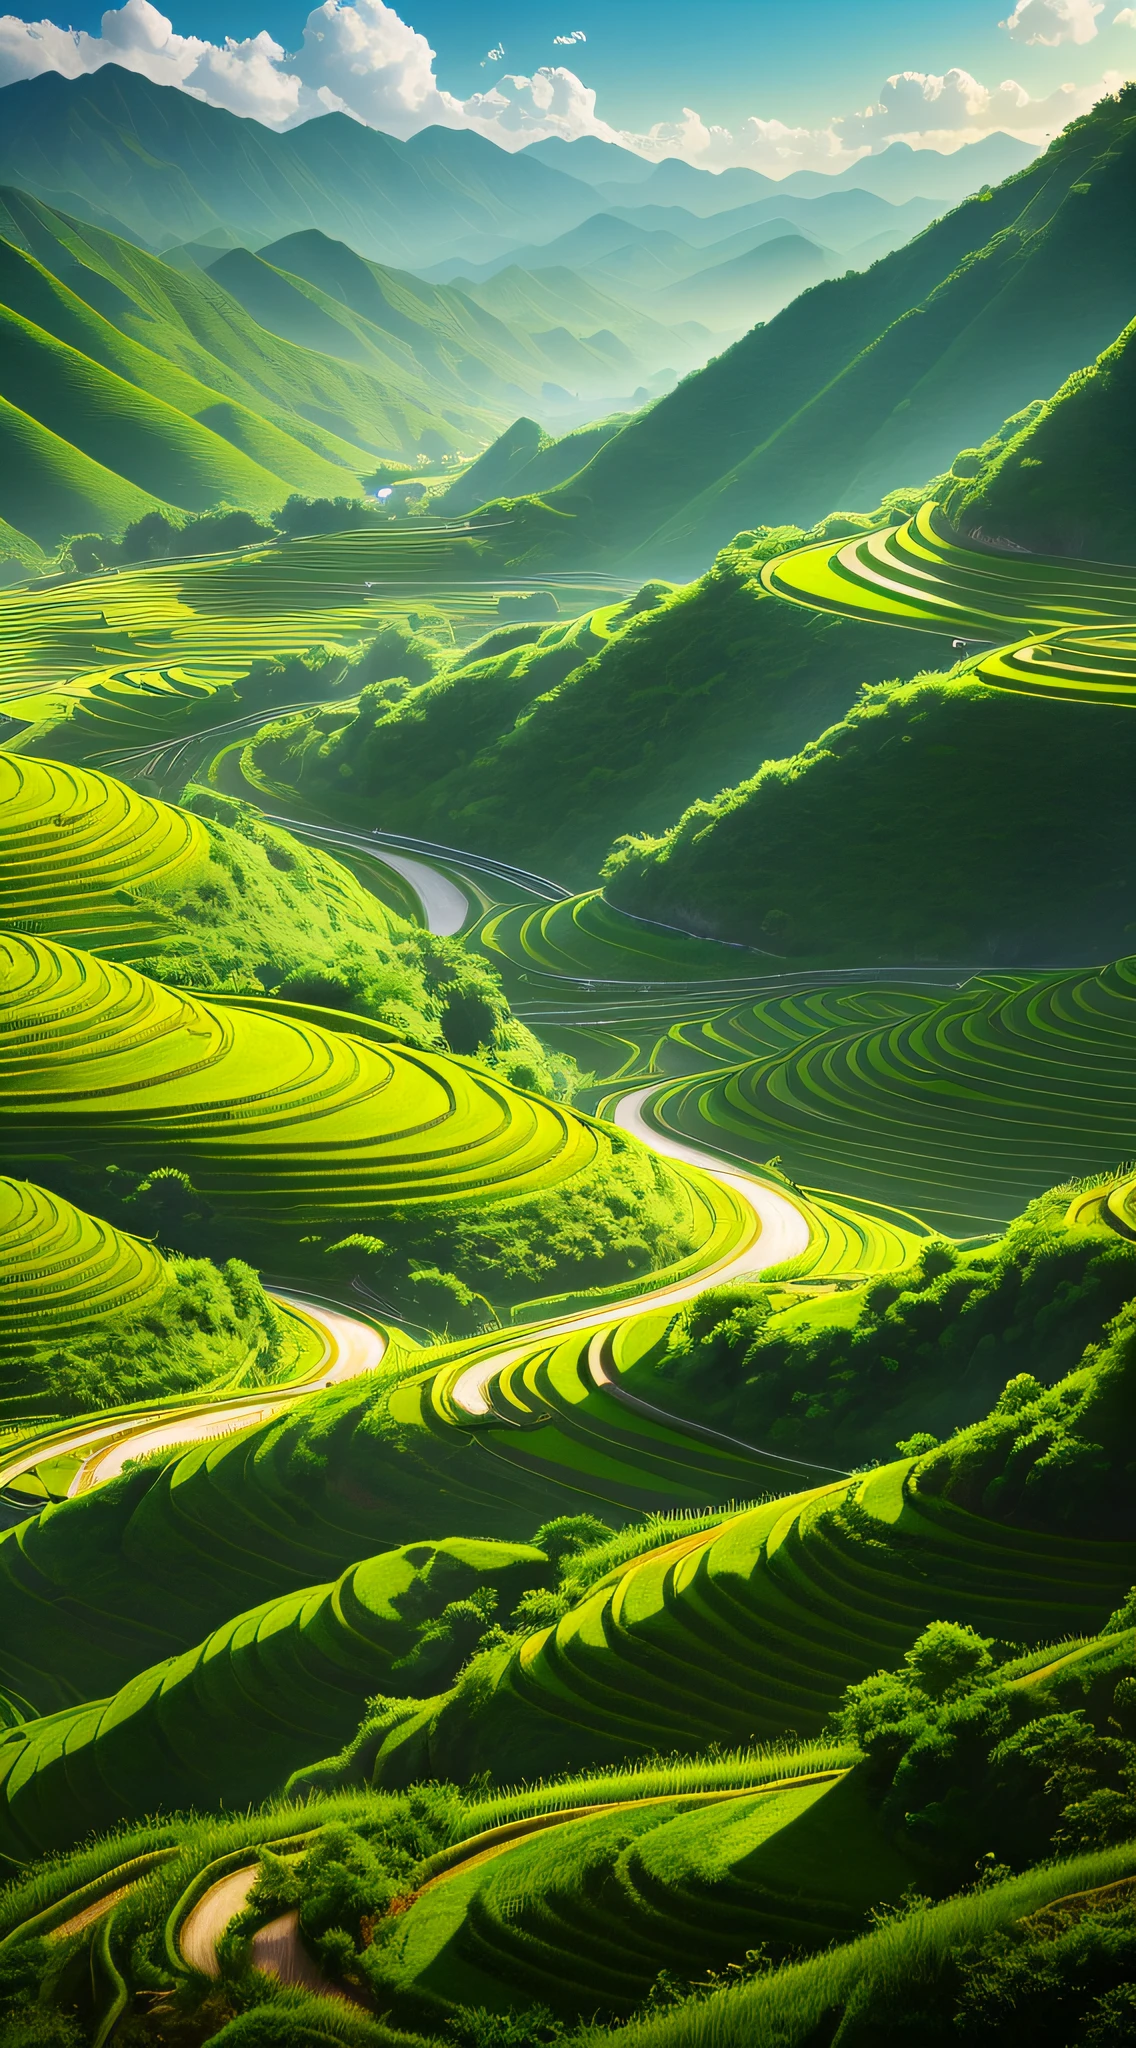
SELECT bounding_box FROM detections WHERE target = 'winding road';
[449,1090,809,1418]
[2,796,814,1501]
[0,1298,387,1501]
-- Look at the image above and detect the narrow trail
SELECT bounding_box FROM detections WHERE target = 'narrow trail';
[0,1298,386,1499]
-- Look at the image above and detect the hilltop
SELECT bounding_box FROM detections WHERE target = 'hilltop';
[945,314,1136,560]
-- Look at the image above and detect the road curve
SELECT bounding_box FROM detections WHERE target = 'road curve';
[64,1298,386,1493]
[0,1299,385,1502]
[614,1084,810,1269]
[449,1083,810,1417]
[356,843,469,935]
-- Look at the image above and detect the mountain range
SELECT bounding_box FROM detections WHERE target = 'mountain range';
[476,88,1136,575]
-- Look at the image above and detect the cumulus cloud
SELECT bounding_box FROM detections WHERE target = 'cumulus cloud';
[0,0,1125,170]
[835,63,1121,151]
[552,30,586,46]
[1115,6,1136,22]
[1000,0,1103,45]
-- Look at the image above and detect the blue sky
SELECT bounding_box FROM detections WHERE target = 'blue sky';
[1,0,1132,163]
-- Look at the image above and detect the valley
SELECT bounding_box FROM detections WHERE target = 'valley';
[0,40,1133,2048]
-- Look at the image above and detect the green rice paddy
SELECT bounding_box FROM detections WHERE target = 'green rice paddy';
[0,1176,168,1355]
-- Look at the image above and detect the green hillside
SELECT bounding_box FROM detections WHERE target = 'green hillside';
[0,186,474,473]
[250,529,948,883]
[217,233,649,422]
[208,243,528,437]
[0,928,714,1306]
[0,185,689,554]
[476,85,1136,575]
[0,747,579,1096]
[340,1322,1134,1793]
[602,509,1136,962]
[0,299,299,518]
[0,391,169,547]
[0,1537,551,1855]
[945,315,1136,560]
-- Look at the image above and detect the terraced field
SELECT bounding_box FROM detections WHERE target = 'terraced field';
[378,1770,908,2016]
[760,500,1136,706]
[373,1451,1135,1788]
[475,889,770,987]
[0,750,211,956]
[0,1176,167,1356]
[0,528,631,745]
[0,929,665,1228]
[0,1537,549,1857]
[648,954,1136,1233]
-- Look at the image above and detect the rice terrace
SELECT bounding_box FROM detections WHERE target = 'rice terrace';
[1,7,1136,2046]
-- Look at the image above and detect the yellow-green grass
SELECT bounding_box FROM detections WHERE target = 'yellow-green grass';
[0,1304,833,1727]
[373,1455,1134,1789]
[0,750,210,955]
[0,748,416,992]
[599,1842,1136,2048]
[0,392,170,555]
[759,499,1136,645]
[0,929,651,1223]
[0,1176,167,1356]
[380,1771,911,2018]
[0,1537,548,1859]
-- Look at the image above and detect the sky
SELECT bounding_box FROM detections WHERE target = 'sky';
[1,0,1134,170]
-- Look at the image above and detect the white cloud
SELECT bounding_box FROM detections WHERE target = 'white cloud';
[1000,0,1103,46]
[835,63,1121,150]
[0,1,1126,172]
[1115,6,1136,22]
[552,30,586,46]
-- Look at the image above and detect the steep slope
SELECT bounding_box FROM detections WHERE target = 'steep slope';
[0,185,472,469]
[0,393,170,547]
[251,533,947,884]
[604,511,1136,962]
[0,1176,285,1422]
[480,87,1136,576]
[0,67,598,264]
[944,314,1136,560]
[211,236,555,424]
[0,230,367,499]
[0,929,707,1304]
[0,298,308,520]
[0,747,570,1096]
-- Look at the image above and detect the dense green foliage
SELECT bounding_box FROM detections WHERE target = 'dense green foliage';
[253,537,946,883]
[945,314,1136,560]
[651,1189,1136,1465]
[604,670,1136,962]
[5,1251,281,1416]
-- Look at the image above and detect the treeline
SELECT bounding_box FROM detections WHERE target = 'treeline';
[54,495,407,577]
[652,1185,1136,1467]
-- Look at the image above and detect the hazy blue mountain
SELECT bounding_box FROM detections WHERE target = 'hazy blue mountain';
[0,67,599,265]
